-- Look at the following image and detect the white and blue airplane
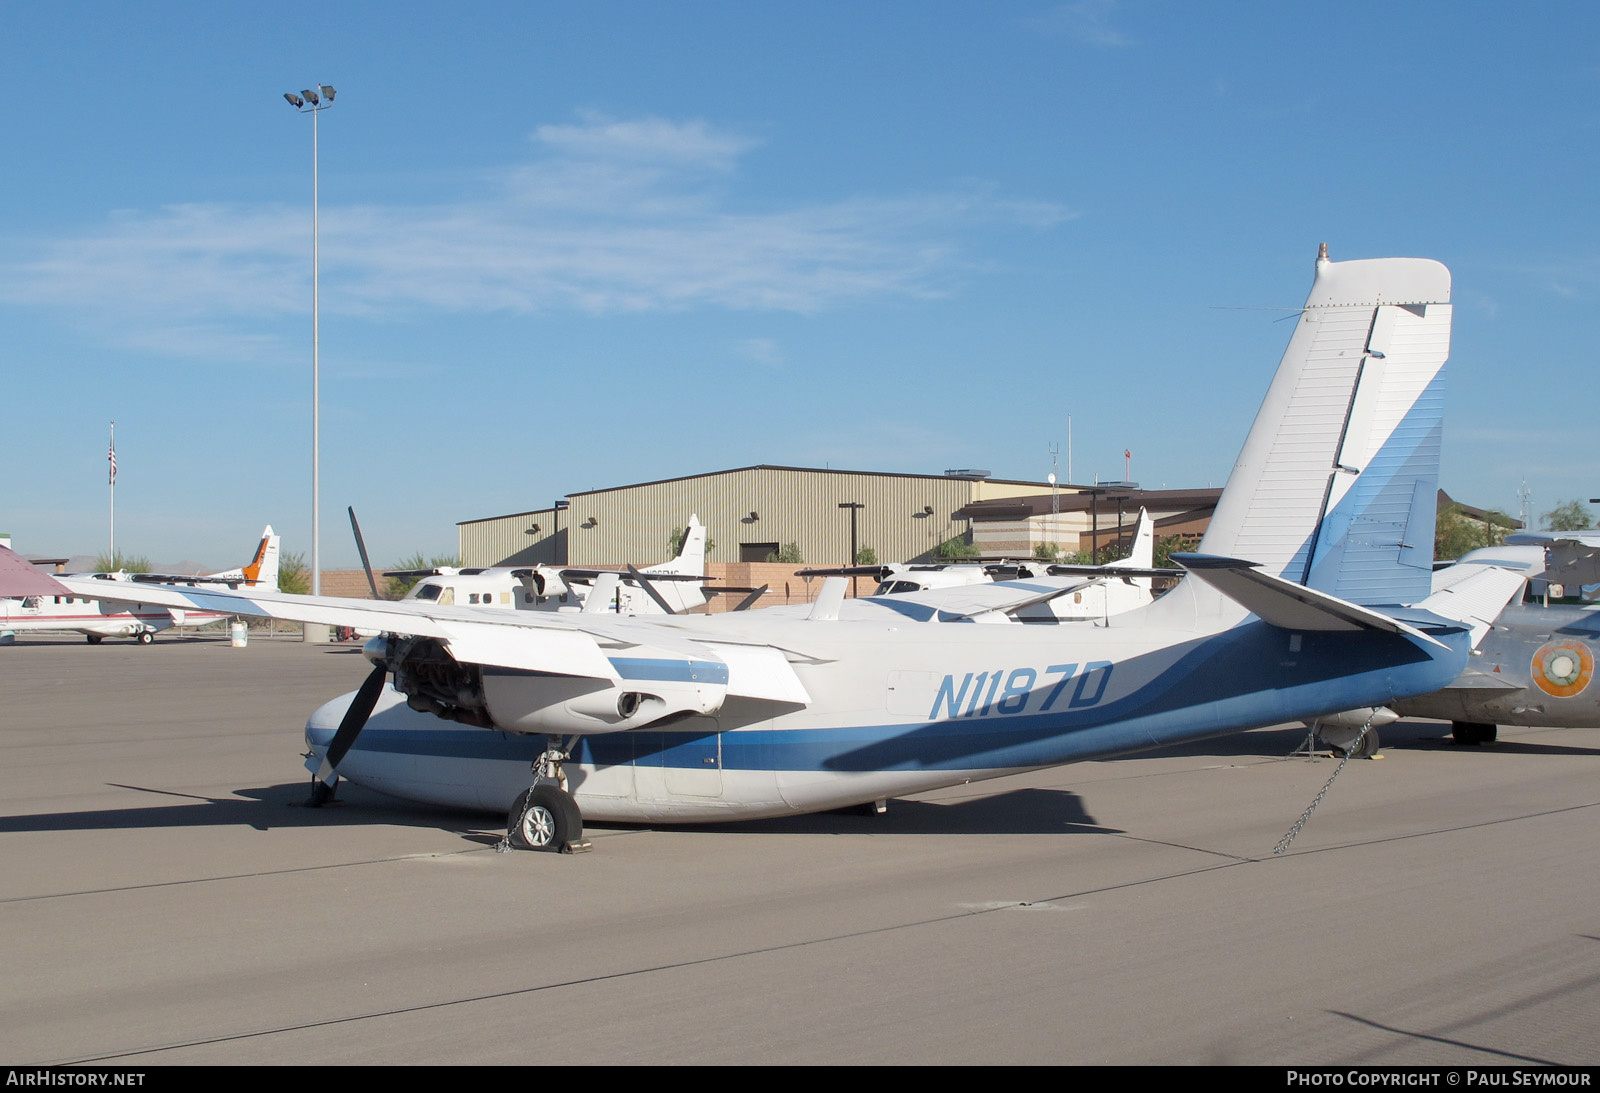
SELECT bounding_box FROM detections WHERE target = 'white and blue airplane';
[9,247,1498,852]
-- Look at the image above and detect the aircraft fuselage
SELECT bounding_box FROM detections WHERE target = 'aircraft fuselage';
[307,611,1468,822]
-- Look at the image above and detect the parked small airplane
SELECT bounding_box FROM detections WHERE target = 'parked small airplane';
[798,509,1162,621]
[0,527,279,643]
[1387,539,1600,743]
[392,516,713,616]
[12,247,1493,854]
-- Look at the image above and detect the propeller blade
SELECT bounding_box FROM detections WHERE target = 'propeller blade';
[348,506,380,599]
[308,662,387,805]
[734,585,769,611]
[626,565,678,615]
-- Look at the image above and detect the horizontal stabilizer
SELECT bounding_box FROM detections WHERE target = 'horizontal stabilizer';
[1173,553,1446,648]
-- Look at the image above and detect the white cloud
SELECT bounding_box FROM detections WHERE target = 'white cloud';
[1031,1,1134,48]
[532,112,758,170]
[0,114,1068,358]
[735,337,785,370]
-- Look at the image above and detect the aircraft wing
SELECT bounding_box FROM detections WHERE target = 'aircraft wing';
[0,551,72,598]
[867,578,1094,620]
[1413,563,1531,647]
[11,548,807,702]
[794,565,895,579]
[558,568,710,583]
[49,574,470,639]
[1505,531,1600,548]
[1045,564,1183,580]
[1505,531,1600,590]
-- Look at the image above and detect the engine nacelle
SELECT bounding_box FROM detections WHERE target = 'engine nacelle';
[480,658,728,734]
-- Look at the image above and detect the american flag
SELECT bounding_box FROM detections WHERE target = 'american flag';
[108,434,116,486]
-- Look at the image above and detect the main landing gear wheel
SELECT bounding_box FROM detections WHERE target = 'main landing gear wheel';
[1451,721,1497,746]
[136,631,154,645]
[507,785,584,853]
[1329,729,1379,760]
[86,634,103,645]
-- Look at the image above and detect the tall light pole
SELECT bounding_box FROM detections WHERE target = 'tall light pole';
[838,501,864,598]
[284,84,335,602]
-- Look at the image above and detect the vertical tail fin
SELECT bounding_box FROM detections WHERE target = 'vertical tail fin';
[642,514,708,611]
[1105,508,1155,591]
[216,526,280,590]
[1197,247,1451,606]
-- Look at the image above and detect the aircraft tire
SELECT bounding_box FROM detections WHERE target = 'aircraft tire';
[1330,729,1379,760]
[1451,721,1497,746]
[86,634,103,645]
[136,631,154,645]
[507,785,583,853]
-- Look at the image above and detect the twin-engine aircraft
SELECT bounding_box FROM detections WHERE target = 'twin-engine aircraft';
[799,508,1162,622]
[8,248,1496,853]
[391,515,713,616]
[0,527,279,643]
[1385,534,1600,743]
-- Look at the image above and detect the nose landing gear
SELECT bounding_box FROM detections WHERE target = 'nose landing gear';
[503,737,591,854]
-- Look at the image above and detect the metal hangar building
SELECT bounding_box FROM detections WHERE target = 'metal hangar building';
[457,464,1063,569]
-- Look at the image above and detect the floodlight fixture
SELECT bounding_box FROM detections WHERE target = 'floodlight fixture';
[284,92,304,108]
[302,88,320,105]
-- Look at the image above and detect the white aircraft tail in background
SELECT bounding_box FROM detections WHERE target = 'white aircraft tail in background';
[399,514,710,616]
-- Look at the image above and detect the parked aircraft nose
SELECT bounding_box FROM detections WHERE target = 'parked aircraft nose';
[303,690,356,754]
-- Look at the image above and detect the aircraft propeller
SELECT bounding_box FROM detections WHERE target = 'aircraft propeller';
[348,506,381,599]
[305,506,388,805]
[307,656,388,806]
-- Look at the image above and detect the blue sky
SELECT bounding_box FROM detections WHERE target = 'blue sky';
[3,2,1596,569]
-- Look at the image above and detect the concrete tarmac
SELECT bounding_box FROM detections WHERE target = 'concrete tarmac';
[1,634,1597,1065]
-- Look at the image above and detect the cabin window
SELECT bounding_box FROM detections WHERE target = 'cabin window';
[468,593,480,604]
